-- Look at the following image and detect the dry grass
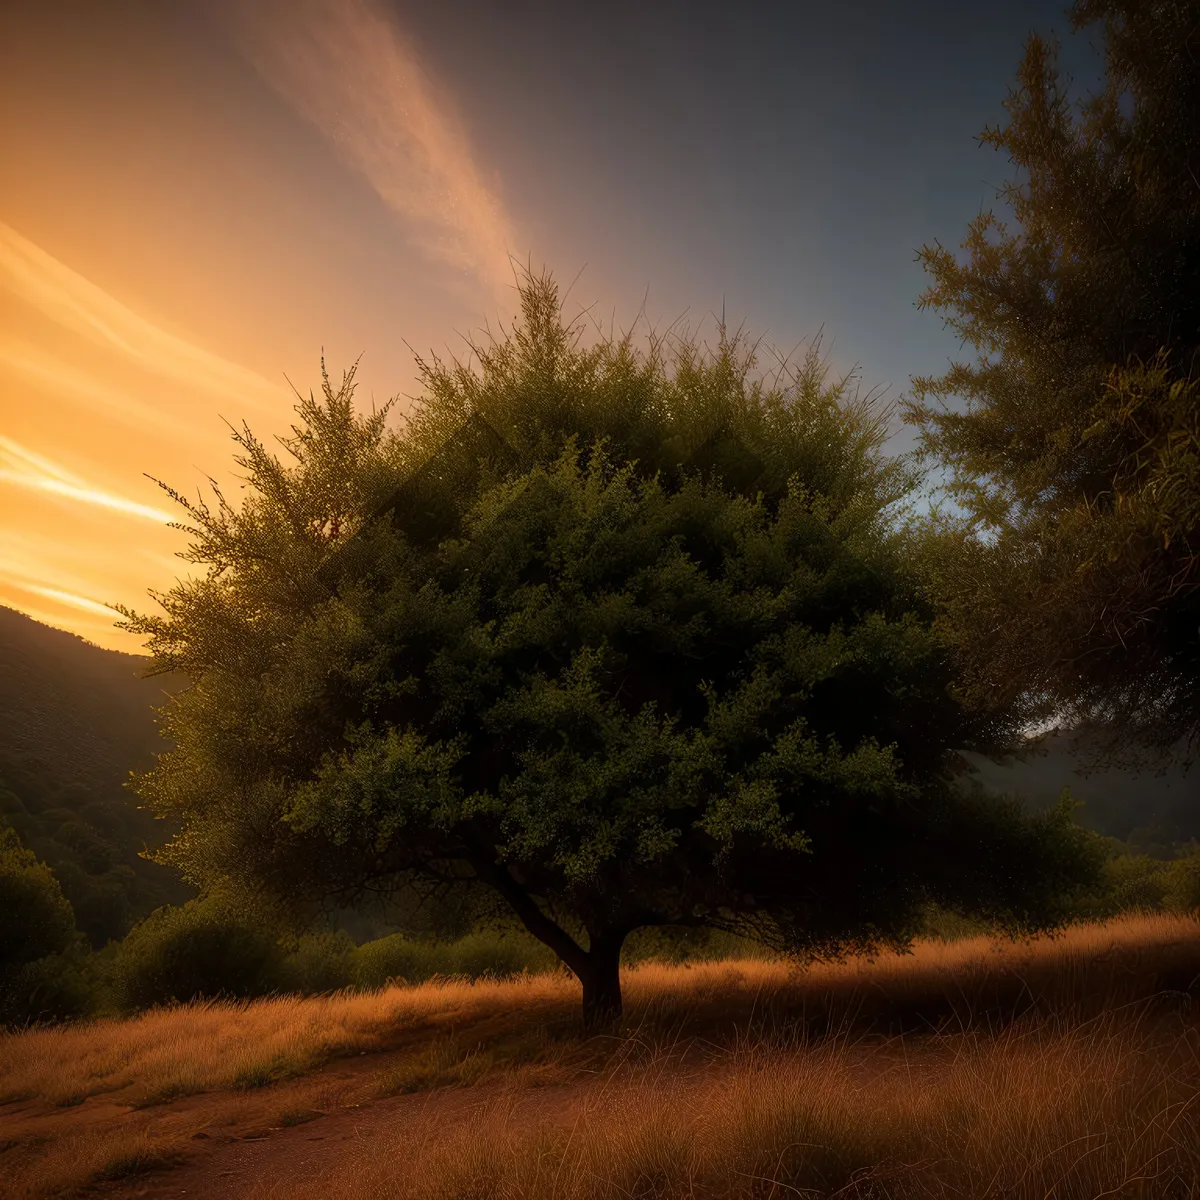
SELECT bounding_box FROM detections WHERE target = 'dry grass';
[256,1003,1200,1199]
[1,912,1198,1198]
[11,910,1194,1111]
[0,971,573,1110]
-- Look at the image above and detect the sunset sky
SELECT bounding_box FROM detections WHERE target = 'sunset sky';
[1,0,1101,651]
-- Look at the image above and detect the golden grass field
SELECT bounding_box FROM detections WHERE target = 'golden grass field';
[2,912,1199,1198]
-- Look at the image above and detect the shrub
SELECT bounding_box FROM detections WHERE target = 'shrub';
[623,925,772,963]
[278,930,357,994]
[445,931,557,979]
[353,933,430,989]
[114,898,284,1010]
[1,946,106,1027]
[1163,845,1200,914]
[0,825,77,973]
[916,903,996,942]
[353,931,557,989]
[1097,851,1169,915]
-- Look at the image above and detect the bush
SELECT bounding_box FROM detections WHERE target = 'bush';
[445,931,557,979]
[1058,836,1187,922]
[0,946,106,1027]
[0,825,77,974]
[351,925,775,991]
[353,933,430,989]
[114,897,284,1010]
[623,926,772,964]
[1097,850,1170,915]
[278,930,357,994]
[916,903,997,942]
[353,930,557,989]
[1163,845,1200,914]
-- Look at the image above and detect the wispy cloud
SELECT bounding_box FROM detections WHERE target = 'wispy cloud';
[0,543,122,636]
[0,339,201,439]
[229,0,519,301]
[6,581,117,619]
[0,532,177,640]
[0,221,291,414]
[0,436,174,524]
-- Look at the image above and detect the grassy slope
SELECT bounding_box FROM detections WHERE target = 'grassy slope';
[1,912,1198,1198]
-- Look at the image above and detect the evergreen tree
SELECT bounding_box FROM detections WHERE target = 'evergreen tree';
[903,0,1200,762]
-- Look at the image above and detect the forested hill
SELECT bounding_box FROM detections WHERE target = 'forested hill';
[961,730,1200,851]
[0,606,171,784]
[0,607,192,945]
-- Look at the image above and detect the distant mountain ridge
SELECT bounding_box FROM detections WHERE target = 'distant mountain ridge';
[0,606,172,786]
[0,606,192,944]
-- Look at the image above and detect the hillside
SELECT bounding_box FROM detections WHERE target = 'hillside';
[0,606,192,945]
[960,728,1200,850]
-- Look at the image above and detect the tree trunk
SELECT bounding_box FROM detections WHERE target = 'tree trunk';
[463,850,628,1030]
[577,930,625,1030]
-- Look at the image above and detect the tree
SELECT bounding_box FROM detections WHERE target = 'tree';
[903,0,1200,764]
[0,825,77,976]
[121,272,1101,1026]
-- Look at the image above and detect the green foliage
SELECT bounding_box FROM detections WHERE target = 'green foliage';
[351,930,557,988]
[278,930,357,994]
[351,933,429,988]
[444,931,559,980]
[903,0,1200,756]
[918,903,997,943]
[118,270,1103,1023]
[1097,845,1170,916]
[621,925,771,964]
[1161,844,1200,914]
[916,787,1108,935]
[0,767,177,951]
[0,826,113,1027]
[1047,833,1200,920]
[114,898,284,1010]
[0,946,107,1028]
[0,825,77,972]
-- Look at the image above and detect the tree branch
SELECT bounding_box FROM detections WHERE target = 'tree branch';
[466,850,590,977]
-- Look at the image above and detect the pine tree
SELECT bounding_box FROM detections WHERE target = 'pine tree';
[904,0,1200,762]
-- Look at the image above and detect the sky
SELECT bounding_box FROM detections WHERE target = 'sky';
[0,0,1106,652]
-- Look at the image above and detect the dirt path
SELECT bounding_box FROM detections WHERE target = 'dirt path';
[97,1034,940,1200]
[101,1077,589,1200]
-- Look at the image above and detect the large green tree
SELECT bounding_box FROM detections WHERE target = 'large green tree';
[904,0,1200,763]
[122,274,1099,1025]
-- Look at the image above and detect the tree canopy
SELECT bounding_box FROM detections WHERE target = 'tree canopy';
[122,273,1101,1025]
[903,0,1200,763]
